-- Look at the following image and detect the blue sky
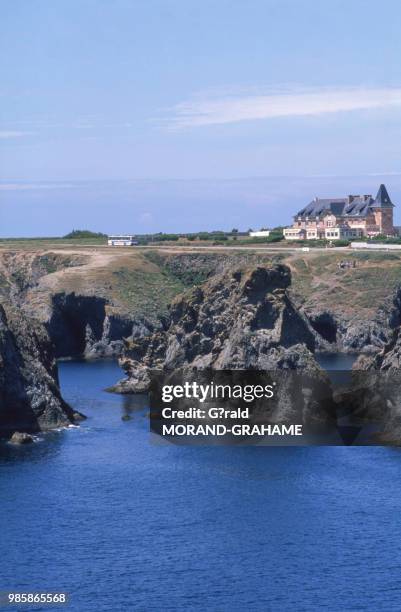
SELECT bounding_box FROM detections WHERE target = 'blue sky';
[1,0,401,236]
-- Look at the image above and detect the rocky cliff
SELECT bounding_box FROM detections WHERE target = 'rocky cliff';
[339,286,401,444]
[45,292,153,359]
[112,264,322,394]
[352,286,401,371]
[0,249,156,359]
[2,247,400,360]
[0,303,82,439]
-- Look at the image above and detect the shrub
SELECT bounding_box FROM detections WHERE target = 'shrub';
[154,234,179,242]
[63,229,107,239]
[266,234,284,243]
[332,239,351,247]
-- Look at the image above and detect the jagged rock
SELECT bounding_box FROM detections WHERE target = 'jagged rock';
[308,311,338,346]
[112,265,322,394]
[347,290,401,443]
[46,294,154,359]
[3,248,400,362]
[9,431,34,444]
[83,314,154,360]
[356,330,401,371]
[0,303,84,437]
[341,319,389,353]
[301,286,401,354]
[334,368,401,445]
[303,308,391,354]
[344,286,401,353]
[355,287,401,371]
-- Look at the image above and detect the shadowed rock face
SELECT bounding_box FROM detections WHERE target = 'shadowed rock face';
[345,289,401,444]
[367,329,401,371]
[308,311,338,344]
[36,292,151,360]
[354,287,401,372]
[112,265,321,393]
[0,304,81,438]
[299,286,401,354]
[0,250,154,360]
[47,293,108,357]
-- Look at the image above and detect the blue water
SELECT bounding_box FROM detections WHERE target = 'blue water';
[1,359,401,611]
[315,352,358,371]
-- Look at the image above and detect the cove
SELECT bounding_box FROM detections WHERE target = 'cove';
[0,358,401,611]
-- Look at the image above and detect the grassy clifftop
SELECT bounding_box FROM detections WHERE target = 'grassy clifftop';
[1,245,400,328]
[287,251,401,317]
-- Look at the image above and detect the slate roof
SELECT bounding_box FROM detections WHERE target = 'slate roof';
[371,184,394,208]
[296,184,394,219]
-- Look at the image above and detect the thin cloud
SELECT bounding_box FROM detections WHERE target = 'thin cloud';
[0,183,75,191]
[166,86,401,129]
[0,130,35,139]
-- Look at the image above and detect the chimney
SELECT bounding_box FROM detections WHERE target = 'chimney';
[348,195,361,203]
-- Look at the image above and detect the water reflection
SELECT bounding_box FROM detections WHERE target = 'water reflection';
[122,393,148,420]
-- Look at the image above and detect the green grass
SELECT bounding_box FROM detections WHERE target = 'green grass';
[0,237,107,247]
[144,251,217,286]
[287,250,401,316]
[352,252,401,263]
[111,267,186,321]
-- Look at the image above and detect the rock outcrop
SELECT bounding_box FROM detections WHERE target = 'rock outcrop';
[9,431,34,445]
[346,288,401,444]
[341,288,401,353]
[45,292,152,359]
[0,303,82,438]
[352,286,401,370]
[363,330,401,371]
[2,248,400,360]
[0,249,155,360]
[302,307,393,354]
[112,264,322,394]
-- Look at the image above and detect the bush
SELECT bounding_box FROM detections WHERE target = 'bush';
[332,240,351,247]
[63,229,107,239]
[266,233,284,243]
[370,234,388,241]
[154,234,179,242]
[385,238,401,244]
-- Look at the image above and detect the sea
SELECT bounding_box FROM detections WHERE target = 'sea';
[1,356,401,611]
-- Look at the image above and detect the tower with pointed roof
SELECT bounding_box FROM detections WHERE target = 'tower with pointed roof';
[371,184,395,235]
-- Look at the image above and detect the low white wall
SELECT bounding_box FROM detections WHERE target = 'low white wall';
[351,242,401,250]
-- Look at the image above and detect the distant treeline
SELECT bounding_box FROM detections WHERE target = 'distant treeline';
[5,228,401,247]
[60,229,284,243]
[143,227,285,244]
[63,229,107,239]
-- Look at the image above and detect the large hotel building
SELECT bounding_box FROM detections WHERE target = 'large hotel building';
[284,184,395,241]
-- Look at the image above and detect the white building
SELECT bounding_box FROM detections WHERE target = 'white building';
[283,228,304,240]
[108,234,138,246]
[249,230,271,237]
[283,226,363,241]
[324,226,363,240]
